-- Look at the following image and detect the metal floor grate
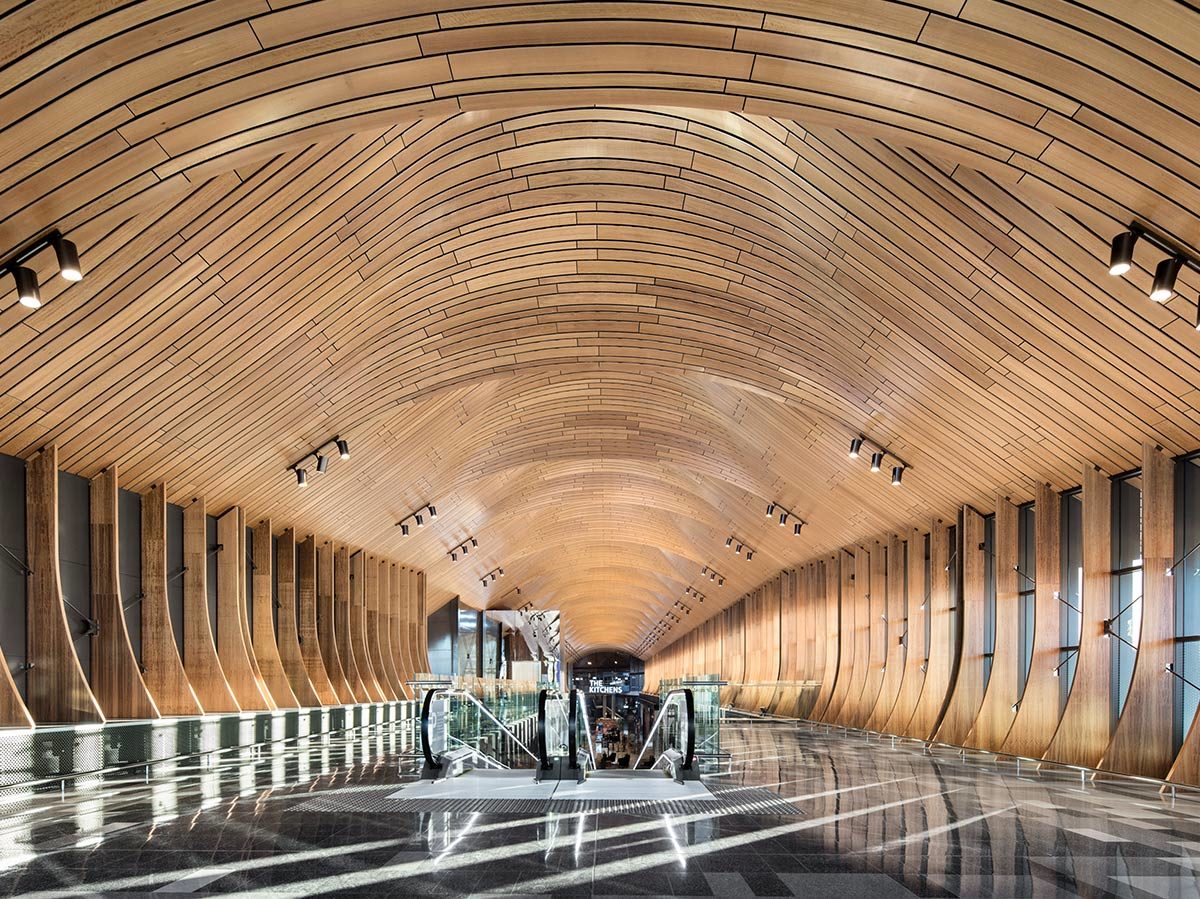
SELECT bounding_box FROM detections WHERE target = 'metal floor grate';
[294,781,803,817]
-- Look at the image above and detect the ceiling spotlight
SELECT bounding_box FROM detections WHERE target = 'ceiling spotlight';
[491,573,497,582]
[700,593,707,600]
[1151,255,1184,302]
[336,438,350,459]
[778,512,787,527]
[793,522,803,537]
[1108,230,1138,276]
[295,468,307,487]
[725,537,732,548]
[735,543,742,555]
[482,578,488,588]
[499,568,505,577]
[701,566,708,575]
[709,571,716,581]
[471,538,478,548]
[315,454,328,474]
[765,503,775,518]
[52,236,82,282]
[891,466,904,486]
[400,523,410,537]
[462,543,470,555]
[849,437,863,459]
[717,578,723,587]
[870,452,884,472]
[450,551,458,561]
[415,514,424,527]
[13,266,40,309]
[746,550,754,561]
[428,504,437,519]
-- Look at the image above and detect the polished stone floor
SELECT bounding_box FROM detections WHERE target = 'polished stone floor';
[3,718,1200,896]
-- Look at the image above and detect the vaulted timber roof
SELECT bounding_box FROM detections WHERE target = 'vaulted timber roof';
[2,2,1199,655]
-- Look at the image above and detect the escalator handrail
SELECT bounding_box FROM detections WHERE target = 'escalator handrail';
[536,689,552,770]
[632,688,695,770]
[568,688,578,769]
[421,688,441,770]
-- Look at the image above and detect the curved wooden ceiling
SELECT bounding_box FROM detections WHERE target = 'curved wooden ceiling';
[2,2,1199,655]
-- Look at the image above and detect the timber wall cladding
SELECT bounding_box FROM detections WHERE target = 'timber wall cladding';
[0,444,429,728]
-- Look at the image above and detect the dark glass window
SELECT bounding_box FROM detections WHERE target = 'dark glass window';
[982,514,996,689]
[1111,473,1143,723]
[1174,455,1200,749]
[1017,503,1035,695]
[1059,489,1083,708]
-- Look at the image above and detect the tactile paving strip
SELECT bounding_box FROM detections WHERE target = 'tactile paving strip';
[293,781,803,816]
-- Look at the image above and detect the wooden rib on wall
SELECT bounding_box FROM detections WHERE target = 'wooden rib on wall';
[819,554,851,722]
[935,509,988,746]
[772,569,798,717]
[140,483,202,716]
[842,548,871,726]
[810,560,839,720]
[375,560,404,697]
[181,499,238,712]
[350,551,386,702]
[906,521,953,740]
[318,541,354,704]
[966,497,1019,751]
[89,466,159,720]
[338,548,370,701]
[249,520,297,708]
[884,529,927,735]
[1101,444,1176,778]
[856,542,888,729]
[297,536,339,705]
[1043,466,1112,768]
[25,446,104,723]
[215,508,271,710]
[393,564,415,698]
[1003,483,1062,758]
[274,527,320,707]
[417,570,429,673]
[362,555,396,701]
[384,561,413,699]
[867,535,907,731]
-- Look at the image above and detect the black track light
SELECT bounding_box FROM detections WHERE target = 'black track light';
[400,524,410,537]
[428,504,437,519]
[892,466,904,486]
[471,537,478,548]
[491,573,497,582]
[336,438,350,459]
[315,454,328,473]
[499,568,505,577]
[1108,231,1138,276]
[735,543,742,555]
[701,566,708,575]
[870,452,884,473]
[716,579,722,587]
[778,512,787,527]
[725,536,733,548]
[793,521,803,537]
[13,266,40,309]
[746,550,754,561]
[295,468,307,487]
[1151,255,1184,302]
[52,236,82,282]
[765,503,775,518]
[415,514,424,528]
[450,551,458,561]
[849,437,863,458]
[709,571,716,580]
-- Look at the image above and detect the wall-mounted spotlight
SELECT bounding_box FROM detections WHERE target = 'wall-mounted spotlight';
[1107,223,1200,307]
[395,503,437,535]
[2,229,85,310]
[289,434,351,488]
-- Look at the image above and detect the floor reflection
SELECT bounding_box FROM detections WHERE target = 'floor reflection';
[0,718,1199,896]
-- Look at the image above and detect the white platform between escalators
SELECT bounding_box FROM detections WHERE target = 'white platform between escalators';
[389,769,716,802]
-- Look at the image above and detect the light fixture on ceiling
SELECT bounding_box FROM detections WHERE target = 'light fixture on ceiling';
[793,521,803,537]
[1152,255,1184,302]
[725,537,732,548]
[3,229,86,310]
[766,501,806,536]
[396,503,437,535]
[849,436,863,458]
[428,504,438,519]
[778,512,787,527]
[1108,230,1138,276]
[891,466,905,486]
[288,434,351,487]
[765,503,774,518]
[870,452,884,473]
[295,468,307,487]
[481,566,503,587]
[846,435,910,487]
[337,438,350,459]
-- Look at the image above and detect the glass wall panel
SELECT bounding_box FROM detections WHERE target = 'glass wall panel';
[1111,473,1143,723]
[1174,455,1200,749]
[1017,503,1035,695]
[1059,489,1083,708]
